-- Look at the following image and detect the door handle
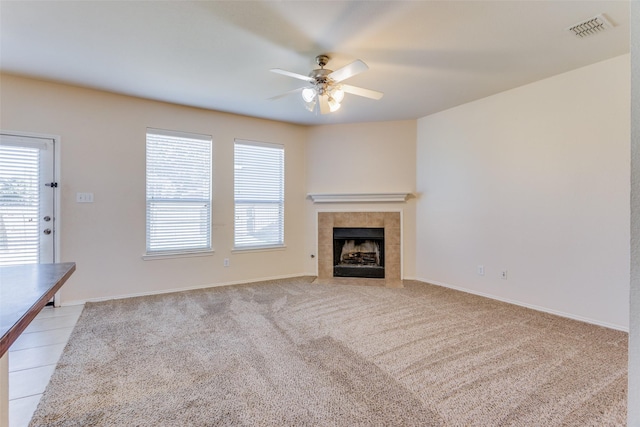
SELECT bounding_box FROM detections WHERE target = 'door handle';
[43,216,51,222]
[43,228,52,235]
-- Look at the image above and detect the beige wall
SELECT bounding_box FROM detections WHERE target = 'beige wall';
[416,55,631,329]
[304,121,417,277]
[0,74,309,303]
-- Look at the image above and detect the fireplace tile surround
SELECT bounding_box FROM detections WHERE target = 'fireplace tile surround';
[316,211,402,287]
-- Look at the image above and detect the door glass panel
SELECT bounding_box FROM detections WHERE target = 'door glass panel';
[0,134,54,265]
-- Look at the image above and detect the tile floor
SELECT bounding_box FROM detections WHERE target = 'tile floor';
[8,304,84,427]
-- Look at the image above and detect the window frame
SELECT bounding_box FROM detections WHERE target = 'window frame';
[233,139,285,251]
[144,128,213,260]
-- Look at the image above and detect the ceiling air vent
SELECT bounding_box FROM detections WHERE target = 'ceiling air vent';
[567,14,614,38]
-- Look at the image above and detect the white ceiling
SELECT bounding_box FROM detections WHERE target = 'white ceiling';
[0,1,630,126]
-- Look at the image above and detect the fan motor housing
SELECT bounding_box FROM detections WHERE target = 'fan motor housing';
[309,68,332,80]
[309,68,333,95]
[316,54,330,67]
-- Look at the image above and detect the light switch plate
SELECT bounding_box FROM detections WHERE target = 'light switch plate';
[76,192,94,203]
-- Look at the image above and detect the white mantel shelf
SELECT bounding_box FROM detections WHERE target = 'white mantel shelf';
[307,193,412,203]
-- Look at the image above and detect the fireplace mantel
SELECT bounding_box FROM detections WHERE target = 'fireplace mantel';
[308,192,412,203]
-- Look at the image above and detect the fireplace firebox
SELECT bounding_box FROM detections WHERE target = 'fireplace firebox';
[333,227,384,278]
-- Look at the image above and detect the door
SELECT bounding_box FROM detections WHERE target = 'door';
[0,132,56,266]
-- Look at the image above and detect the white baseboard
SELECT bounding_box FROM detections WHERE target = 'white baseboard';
[61,273,310,306]
[413,277,628,332]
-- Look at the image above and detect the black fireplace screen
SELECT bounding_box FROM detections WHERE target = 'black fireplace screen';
[333,227,385,278]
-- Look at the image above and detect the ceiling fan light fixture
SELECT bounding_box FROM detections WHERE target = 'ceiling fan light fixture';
[331,86,345,103]
[327,96,341,112]
[301,87,316,103]
[303,98,317,112]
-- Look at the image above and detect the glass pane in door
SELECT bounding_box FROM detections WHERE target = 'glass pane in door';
[0,134,54,265]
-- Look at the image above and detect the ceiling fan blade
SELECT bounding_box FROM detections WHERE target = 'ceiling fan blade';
[319,95,330,114]
[328,60,368,83]
[341,84,384,100]
[268,87,304,101]
[270,68,314,82]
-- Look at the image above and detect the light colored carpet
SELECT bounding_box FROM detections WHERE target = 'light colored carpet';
[30,277,627,426]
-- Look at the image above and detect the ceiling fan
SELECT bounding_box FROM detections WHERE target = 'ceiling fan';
[269,55,383,114]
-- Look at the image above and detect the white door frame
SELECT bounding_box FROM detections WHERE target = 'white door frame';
[0,129,62,304]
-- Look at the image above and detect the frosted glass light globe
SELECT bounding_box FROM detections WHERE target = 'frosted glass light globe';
[301,88,316,103]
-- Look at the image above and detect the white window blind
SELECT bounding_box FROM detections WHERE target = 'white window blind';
[0,144,40,265]
[234,140,284,249]
[146,129,212,255]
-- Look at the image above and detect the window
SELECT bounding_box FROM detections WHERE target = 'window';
[234,139,284,250]
[146,128,212,256]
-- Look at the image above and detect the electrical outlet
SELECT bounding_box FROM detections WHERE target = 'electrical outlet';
[477,265,484,276]
[500,270,508,280]
[223,258,230,267]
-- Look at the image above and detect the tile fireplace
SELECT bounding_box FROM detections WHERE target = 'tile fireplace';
[317,211,401,286]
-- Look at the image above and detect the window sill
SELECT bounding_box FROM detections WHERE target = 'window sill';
[232,245,286,254]
[142,249,215,261]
